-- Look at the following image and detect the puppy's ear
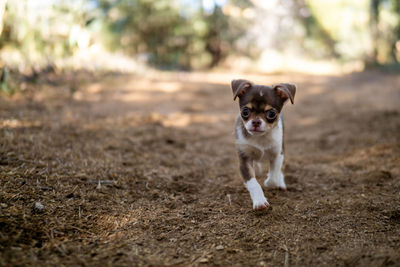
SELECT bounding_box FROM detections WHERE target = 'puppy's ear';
[274,83,296,104]
[231,79,252,101]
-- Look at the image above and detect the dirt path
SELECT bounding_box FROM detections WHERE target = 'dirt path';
[1,70,400,266]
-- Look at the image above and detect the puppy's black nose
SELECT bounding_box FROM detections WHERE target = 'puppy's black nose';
[252,119,261,127]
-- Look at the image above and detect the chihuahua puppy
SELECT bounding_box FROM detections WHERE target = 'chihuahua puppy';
[231,79,296,210]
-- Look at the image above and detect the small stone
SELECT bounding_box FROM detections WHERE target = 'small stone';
[216,245,224,250]
[0,203,7,208]
[33,202,45,213]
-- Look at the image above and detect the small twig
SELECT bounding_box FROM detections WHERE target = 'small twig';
[284,251,289,267]
[71,185,79,193]
[89,180,113,185]
[70,225,95,235]
[227,194,232,205]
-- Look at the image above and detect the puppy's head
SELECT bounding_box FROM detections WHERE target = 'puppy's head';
[231,79,296,135]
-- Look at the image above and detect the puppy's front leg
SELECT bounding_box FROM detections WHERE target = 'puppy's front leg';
[264,152,286,190]
[239,154,270,210]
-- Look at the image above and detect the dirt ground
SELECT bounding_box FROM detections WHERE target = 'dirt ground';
[1,70,400,266]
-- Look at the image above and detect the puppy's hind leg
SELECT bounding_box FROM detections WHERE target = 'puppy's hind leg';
[264,152,286,190]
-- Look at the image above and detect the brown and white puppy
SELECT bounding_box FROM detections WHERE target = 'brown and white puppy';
[231,79,296,211]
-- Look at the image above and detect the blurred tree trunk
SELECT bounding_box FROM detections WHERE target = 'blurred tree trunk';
[204,6,225,68]
[0,0,6,37]
[206,29,222,68]
[369,0,381,64]
[390,0,400,63]
[200,0,223,68]
[392,26,400,63]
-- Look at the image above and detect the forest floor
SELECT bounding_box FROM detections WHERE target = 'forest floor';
[1,70,400,266]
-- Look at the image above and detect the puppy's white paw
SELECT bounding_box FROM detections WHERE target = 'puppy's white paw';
[245,178,270,211]
[264,172,287,190]
[252,196,270,211]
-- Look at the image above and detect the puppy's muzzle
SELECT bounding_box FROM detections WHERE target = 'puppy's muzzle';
[249,119,264,132]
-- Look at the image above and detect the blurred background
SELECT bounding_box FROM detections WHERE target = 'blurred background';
[1,3,400,265]
[0,0,400,95]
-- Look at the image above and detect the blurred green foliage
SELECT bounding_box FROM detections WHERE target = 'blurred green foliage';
[0,0,252,71]
[96,0,252,69]
[0,0,399,81]
[306,0,400,64]
[0,1,88,65]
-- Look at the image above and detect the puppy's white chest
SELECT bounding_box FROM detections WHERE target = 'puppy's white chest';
[236,118,283,161]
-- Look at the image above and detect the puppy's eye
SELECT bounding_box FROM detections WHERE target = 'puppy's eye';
[266,109,277,121]
[241,107,250,118]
